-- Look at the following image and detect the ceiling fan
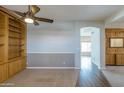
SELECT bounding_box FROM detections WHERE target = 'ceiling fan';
[11,5,54,26]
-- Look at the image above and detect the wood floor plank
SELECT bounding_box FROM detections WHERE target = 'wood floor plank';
[76,64,111,87]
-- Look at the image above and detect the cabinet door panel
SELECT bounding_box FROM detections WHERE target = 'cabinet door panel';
[116,49,124,54]
[106,48,116,54]
[18,60,22,71]
[106,54,115,65]
[8,62,15,77]
[21,57,26,70]
[116,54,124,65]
[8,61,18,77]
[8,59,26,77]
[0,64,8,83]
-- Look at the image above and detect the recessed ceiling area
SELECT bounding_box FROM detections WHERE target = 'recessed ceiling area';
[2,5,124,21]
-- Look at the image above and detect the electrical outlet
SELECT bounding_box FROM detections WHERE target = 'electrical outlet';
[63,61,66,64]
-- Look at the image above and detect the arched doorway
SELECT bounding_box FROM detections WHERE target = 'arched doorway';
[80,27,100,70]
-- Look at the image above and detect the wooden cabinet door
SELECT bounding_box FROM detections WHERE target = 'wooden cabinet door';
[116,54,124,65]
[18,60,22,71]
[0,64,8,83]
[106,54,116,65]
[8,62,14,77]
[21,57,26,70]
[8,59,26,77]
[8,61,18,77]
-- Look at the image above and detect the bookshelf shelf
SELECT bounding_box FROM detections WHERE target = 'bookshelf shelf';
[0,34,4,36]
[9,36,22,39]
[9,29,22,34]
[9,24,21,29]
[0,44,4,46]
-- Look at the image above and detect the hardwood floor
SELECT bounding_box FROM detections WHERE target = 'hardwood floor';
[76,64,111,87]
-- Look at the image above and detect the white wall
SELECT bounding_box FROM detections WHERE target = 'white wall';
[91,28,100,68]
[105,22,124,28]
[27,21,75,53]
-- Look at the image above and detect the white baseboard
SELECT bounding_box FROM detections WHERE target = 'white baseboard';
[100,67,106,70]
[27,67,80,69]
[27,52,75,54]
[97,66,106,70]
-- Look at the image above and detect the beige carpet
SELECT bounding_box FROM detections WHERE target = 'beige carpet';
[1,69,79,87]
[102,66,124,87]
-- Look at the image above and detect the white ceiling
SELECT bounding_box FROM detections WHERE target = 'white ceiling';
[2,5,124,21]
[114,16,124,22]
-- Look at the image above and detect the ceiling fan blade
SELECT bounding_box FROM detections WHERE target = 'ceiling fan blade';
[34,17,54,23]
[12,10,26,17]
[31,5,40,15]
[33,21,39,26]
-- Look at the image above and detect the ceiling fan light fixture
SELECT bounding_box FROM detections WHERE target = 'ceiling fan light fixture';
[24,17,34,23]
[12,5,54,25]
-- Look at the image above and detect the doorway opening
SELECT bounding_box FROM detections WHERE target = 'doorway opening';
[80,27,100,70]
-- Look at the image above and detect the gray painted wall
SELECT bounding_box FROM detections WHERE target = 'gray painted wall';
[27,53,75,67]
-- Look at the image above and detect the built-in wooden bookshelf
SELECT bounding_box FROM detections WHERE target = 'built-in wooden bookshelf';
[106,28,124,65]
[0,10,6,67]
[0,6,27,83]
[8,18,22,60]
